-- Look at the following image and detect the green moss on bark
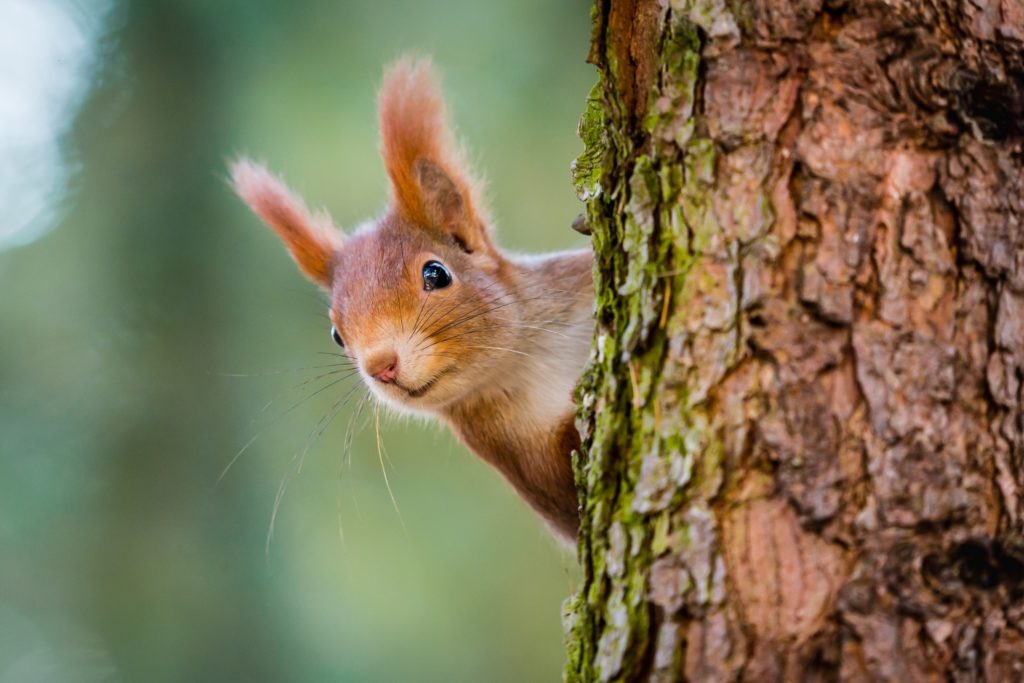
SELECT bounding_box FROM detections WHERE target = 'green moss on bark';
[565,6,722,681]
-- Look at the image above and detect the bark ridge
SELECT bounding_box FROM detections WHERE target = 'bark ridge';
[565,1,1024,680]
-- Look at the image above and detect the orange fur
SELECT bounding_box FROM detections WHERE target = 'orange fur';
[378,58,487,239]
[230,159,342,287]
[231,58,595,543]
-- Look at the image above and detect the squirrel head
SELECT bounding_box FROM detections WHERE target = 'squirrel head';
[231,58,522,412]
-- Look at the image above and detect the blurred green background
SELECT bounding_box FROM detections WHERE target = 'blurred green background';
[0,1,593,681]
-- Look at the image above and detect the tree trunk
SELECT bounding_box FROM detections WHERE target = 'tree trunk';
[563,1,1024,680]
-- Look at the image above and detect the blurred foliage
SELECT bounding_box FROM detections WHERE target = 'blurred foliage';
[0,1,593,681]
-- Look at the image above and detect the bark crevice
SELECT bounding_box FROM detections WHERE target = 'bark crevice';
[566,0,1023,680]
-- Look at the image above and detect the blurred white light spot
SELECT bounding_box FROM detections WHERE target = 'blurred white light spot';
[0,0,114,250]
[0,605,121,683]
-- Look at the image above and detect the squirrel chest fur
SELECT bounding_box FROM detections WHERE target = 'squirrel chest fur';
[231,58,594,542]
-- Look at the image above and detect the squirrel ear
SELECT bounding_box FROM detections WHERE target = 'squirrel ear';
[230,158,342,288]
[378,57,491,253]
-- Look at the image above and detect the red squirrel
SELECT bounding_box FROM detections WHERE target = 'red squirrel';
[230,58,594,541]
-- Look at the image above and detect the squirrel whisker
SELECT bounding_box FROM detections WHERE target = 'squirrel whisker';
[217,361,353,378]
[374,401,406,531]
[298,379,368,474]
[462,345,534,358]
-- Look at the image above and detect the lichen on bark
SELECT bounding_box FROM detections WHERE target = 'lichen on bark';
[567,4,719,680]
[566,0,1024,680]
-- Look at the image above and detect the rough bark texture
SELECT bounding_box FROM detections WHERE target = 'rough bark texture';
[563,1,1024,681]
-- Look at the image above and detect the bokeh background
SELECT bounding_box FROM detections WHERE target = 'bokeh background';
[0,1,593,681]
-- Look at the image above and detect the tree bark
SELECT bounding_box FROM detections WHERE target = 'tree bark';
[563,1,1024,681]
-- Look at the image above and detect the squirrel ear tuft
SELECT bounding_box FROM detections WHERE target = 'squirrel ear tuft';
[230,158,342,288]
[378,57,491,253]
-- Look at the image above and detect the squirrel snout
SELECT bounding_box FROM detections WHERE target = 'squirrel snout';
[365,350,399,383]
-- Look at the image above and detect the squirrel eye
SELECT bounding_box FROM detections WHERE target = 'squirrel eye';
[422,260,452,291]
[330,325,345,348]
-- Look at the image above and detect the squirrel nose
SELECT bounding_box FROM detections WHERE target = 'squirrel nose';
[365,350,399,383]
